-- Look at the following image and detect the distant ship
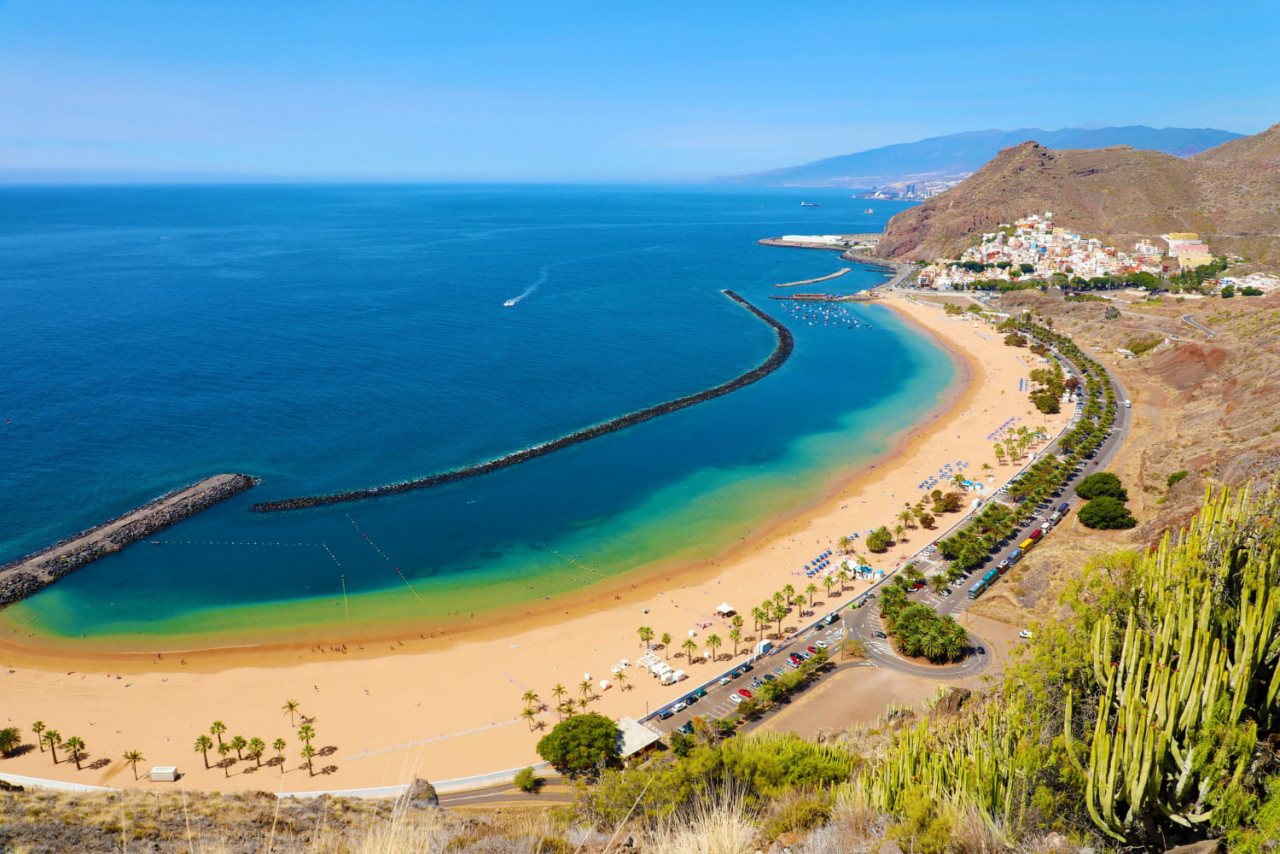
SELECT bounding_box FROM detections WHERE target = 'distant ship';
[864,208,874,214]
[800,202,821,207]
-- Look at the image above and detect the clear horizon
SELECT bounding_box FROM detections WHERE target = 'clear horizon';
[2,0,1277,183]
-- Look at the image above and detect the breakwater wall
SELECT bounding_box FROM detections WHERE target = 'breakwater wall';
[773,268,851,288]
[0,474,257,607]
[839,250,918,289]
[252,291,793,513]
[770,293,878,302]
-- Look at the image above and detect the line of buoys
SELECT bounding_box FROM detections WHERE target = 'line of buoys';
[250,291,793,513]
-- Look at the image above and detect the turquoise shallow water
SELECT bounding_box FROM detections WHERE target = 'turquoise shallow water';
[0,185,947,648]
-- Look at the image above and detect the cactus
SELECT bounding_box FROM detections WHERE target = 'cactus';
[1063,485,1279,841]
[853,484,1280,846]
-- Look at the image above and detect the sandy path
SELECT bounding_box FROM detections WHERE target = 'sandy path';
[0,296,1066,794]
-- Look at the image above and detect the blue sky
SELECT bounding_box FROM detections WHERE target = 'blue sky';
[1,0,1277,181]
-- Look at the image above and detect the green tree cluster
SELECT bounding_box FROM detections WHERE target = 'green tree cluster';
[535,713,620,777]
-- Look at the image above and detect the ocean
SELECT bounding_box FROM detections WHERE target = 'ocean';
[0,185,950,649]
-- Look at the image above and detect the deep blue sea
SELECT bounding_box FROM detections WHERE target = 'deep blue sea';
[0,185,948,647]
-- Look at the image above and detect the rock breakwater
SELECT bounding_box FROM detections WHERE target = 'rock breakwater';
[252,290,792,513]
[0,474,257,607]
[773,268,852,288]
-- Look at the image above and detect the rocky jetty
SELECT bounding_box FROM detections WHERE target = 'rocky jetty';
[0,474,257,607]
[252,290,792,513]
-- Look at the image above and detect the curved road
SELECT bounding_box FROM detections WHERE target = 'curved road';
[1181,313,1216,339]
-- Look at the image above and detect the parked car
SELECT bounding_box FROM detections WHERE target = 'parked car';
[815,640,828,649]
[976,646,986,655]
[772,667,785,676]
[658,709,674,720]
[693,688,707,698]
[1019,630,1034,639]
[762,674,776,682]
[684,694,698,706]
[718,676,732,686]
[671,701,687,713]
[729,694,744,704]
[678,722,695,735]
[873,630,887,639]
[807,646,819,655]
[737,689,753,699]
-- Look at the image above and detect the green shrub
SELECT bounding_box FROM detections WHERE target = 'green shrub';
[1078,495,1137,529]
[1076,472,1127,501]
[889,787,955,854]
[1167,470,1189,489]
[514,766,542,793]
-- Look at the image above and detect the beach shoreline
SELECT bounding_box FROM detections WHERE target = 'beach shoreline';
[0,292,1067,794]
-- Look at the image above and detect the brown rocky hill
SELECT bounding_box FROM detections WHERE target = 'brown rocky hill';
[879,121,1280,264]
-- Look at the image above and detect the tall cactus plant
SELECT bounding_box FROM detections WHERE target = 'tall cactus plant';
[1064,485,1280,842]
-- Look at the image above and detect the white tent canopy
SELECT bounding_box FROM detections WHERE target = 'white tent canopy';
[715,602,735,615]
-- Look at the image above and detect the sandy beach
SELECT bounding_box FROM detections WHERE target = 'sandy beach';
[0,294,1066,794]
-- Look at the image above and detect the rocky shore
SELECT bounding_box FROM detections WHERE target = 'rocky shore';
[0,474,257,607]
[252,290,793,513]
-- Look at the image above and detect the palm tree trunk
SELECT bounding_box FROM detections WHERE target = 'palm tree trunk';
[202,751,209,769]
[74,754,81,770]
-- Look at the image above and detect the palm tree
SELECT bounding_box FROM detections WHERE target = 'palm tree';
[637,626,654,648]
[731,613,744,632]
[837,535,851,553]
[0,728,21,756]
[577,698,588,712]
[952,473,966,489]
[561,701,575,719]
[898,509,916,529]
[782,584,796,607]
[706,634,722,662]
[894,523,906,542]
[994,444,1006,465]
[301,743,316,775]
[217,742,232,776]
[660,632,672,659]
[297,724,315,746]
[31,720,45,752]
[772,591,785,612]
[614,670,629,691]
[209,720,226,747]
[273,738,287,762]
[282,699,300,726]
[930,575,951,595]
[750,607,767,635]
[981,462,993,475]
[124,749,144,780]
[578,679,594,701]
[248,738,266,767]
[552,684,567,720]
[823,575,836,599]
[230,735,247,761]
[772,602,787,637]
[194,735,213,769]
[806,583,818,609]
[522,708,537,731]
[521,689,540,712]
[837,568,850,592]
[63,736,85,770]
[729,627,741,656]
[44,729,61,764]
[681,638,698,662]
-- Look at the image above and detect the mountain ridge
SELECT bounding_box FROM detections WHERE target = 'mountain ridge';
[726,125,1244,190]
[877,121,1280,264]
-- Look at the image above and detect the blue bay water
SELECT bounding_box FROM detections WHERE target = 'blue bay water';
[0,185,943,646]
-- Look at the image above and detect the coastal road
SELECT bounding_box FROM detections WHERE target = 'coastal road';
[437,777,574,808]
[906,343,1132,623]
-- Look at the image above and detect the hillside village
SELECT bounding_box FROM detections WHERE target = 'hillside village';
[916,212,1280,293]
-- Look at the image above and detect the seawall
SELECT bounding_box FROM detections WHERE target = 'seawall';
[0,474,257,607]
[252,290,792,513]
[773,268,851,288]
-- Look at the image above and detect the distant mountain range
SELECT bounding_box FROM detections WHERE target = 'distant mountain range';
[726,126,1244,190]
[877,121,1280,265]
